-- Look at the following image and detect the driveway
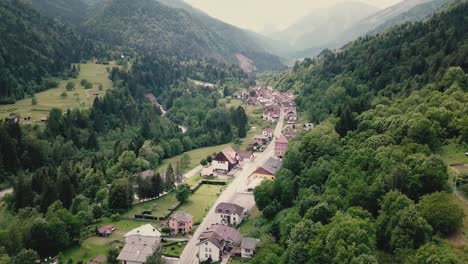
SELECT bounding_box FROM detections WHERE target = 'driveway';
[178,111,285,264]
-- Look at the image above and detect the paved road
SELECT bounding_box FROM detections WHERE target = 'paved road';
[178,111,285,264]
[0,188,13,199]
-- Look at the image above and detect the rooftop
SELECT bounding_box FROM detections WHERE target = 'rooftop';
[215,202,245,216]
[276,135,289,144]
[170,211,193,223]
[117,236,159,263]
[241,237,259,250]
[256,157,282,175]
[199,224,243,245]
[124,224,161,238]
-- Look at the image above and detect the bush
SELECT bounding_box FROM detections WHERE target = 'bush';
[61,91,68,97]
[66,81,75,91]
[417,192,464,236]
[111,213,121,221]
[31,97,37,105]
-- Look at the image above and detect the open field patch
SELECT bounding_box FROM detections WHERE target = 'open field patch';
[0,62,115,121]
[178,184,224,223]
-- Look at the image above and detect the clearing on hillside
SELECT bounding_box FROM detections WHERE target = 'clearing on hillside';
[0,62,115,122]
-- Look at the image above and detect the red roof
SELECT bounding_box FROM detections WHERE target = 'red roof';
[98,224,114,234]
[264,128,273,132]
[276,135,289,144]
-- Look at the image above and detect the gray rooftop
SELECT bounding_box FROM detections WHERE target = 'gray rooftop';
[241,237,259,250]
[215,202,245,216]
[260,157,282,175]
[170,211,193,223]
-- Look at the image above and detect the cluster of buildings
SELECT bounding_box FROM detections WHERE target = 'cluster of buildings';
[198,202,259,262]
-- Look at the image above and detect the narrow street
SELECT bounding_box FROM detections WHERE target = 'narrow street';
[178,111,285,264]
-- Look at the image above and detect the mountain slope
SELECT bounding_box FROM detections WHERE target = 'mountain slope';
[82,0,284,71]
[0,0,91,103]
[25,0,92,25]
[271,0,468,122]
[277,1,380,51]
[368,0,457,35]
[330,0,449,48]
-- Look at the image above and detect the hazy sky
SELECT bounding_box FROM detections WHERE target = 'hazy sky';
[184,0,403,32]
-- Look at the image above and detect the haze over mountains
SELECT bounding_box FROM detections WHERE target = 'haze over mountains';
[266,0,457,58]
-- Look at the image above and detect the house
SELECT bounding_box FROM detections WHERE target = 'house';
[253,135,268,145]
[241,237,259,258]
[215,202,245,226]
[262,128,273,139]
[117,235,160,264]
[168,211,193,234]
[198,224,243,262]
[40,116,48,122]
[304,123,314,131]
[201,166,214,178]
[237,151,254,163]
[252,157,282,181]
[97,224,115,237]
[118,224,161,264]
[212,146,239,173]
[124,224,161,240]
[274,135,289,158]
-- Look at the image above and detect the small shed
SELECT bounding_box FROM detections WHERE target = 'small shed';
[98,224,115,236]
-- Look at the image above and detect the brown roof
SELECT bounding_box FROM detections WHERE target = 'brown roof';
[276,135,289,144]
[170,211,193,223]
[237,151,253,161]
[217,146,239,164]
[199,224,243,245]
[197,232,226,249]
[216,202,245,216]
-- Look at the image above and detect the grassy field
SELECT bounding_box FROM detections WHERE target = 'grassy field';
[0,62,115,121]
[62,218,142,263]
[178,184,224,223]
[436,143,468,165]
[157,144,230,174]
[125,192,179,218]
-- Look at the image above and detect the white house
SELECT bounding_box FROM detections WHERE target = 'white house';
[212,146,239,173]
[123,224,161,241]
[215,202,245,226]
[262,128,273,139]
[198,225,243,262]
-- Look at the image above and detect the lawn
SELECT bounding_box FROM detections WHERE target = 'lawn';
[162,241,187,258]
[125,192,179,218]
[436,143,468,165]
[0,62,115,121]
[239,208,263,237]
[157,143,230,174]
[178,184,224,223]
[62,218,144,263]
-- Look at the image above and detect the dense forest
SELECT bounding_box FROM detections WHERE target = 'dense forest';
[252,2,468,263]
[0,0,96,103]
[0,52,250,261]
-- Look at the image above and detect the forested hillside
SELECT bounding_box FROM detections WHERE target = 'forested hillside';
[25,0,92,25]
[252,2,468,263]
[82,0,283,71]
[271,1,467,122]
[0,53,250,260]
[0,0,94,103]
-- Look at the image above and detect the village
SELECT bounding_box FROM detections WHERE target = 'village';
[83,86,310,264]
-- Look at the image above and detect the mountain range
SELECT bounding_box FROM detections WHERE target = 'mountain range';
[26,0,285,72]
[272,0,456,58]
